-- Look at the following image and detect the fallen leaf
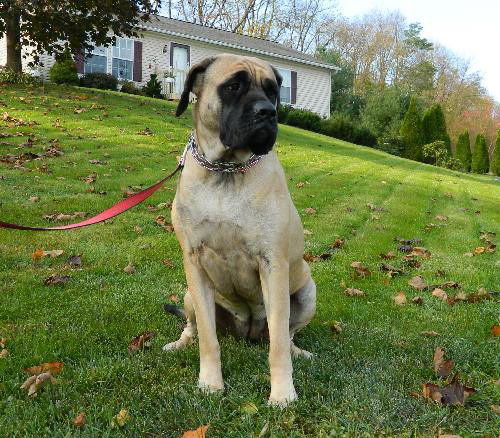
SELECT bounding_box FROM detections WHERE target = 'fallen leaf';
[473,247,485,255]
[393,292,407,305]
[433,347,454,378]
[381,263,403,277]
[421,331,440,337]
[351,261,371,277]
[128,331,155,355]
[73,412,86,428]
[345,288,365,297]
[491,324,500,337]
[28,196,40,203]
[183,425,209,438]
[162,259,175,268]
[435,215,448,221]
[412,296,424,305]
[0,349,9,358]
[240,401,258,415]
[20,372,57,398]
[367,203,385,211]
[123,262,135,274]
[330,238,344,249]
[304,207,316,214]
[479,230,496,241]
[422,373,475,406]
[303,229,313,235]
[168,294,179,303]
[441,281,460,289]
[111,409,130,428]
[463,252,474,257]
[439,435,462,438]
[0,338,6,348]
[296,182,305,188]
[137,127,152,136]
[325,320,343,334]
[409,276,428,290]
[303,252,319,262]
[491,405,500,414]
[409,247,431,258]
[25,362,64,376]
[432,288,448,301]
[134,225,142,233]
[32,249,64,260]
[380,251,396,259]
[67,255,82,266]
[43,275,71,286]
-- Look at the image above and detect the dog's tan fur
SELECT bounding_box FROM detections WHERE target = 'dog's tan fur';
[163,54,316,406]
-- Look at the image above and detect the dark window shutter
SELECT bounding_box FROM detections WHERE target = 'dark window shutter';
[74,49,85,74]
[291,71,297,104]
[133,41,143,82]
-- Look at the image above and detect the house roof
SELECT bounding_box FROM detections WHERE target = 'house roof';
[139,16,338,71]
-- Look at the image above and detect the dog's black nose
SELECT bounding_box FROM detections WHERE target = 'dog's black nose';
[253,100,277,119]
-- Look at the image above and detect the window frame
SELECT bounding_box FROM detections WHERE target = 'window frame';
[277,68,292,105]
[84,45,108,75]
[111,37,134,81]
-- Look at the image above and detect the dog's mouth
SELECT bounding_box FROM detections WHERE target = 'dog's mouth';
[224,117,277,155]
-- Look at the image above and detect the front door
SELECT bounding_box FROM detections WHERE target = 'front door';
[171,44,189,97]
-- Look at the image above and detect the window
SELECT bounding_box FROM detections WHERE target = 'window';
[112,38,134,80]
[84,45,107,74]
[277,68,291,104]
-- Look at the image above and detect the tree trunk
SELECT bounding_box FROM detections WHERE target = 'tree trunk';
[5,9,22,72]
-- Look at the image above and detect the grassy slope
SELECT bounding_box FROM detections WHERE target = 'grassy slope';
[0,84,498,437]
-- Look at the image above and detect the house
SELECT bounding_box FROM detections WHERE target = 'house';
[0,16,337,117]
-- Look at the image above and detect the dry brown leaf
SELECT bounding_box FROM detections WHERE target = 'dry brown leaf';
[380,251,396,259]
[43,275,71,286]
[433,347,454,378]
[412,296,424,305]
[25,362,64,376]
[123,262,135,274]
[441,281,460,289]
[128,331,155,355]
[435,215,448,221]
[408,276,427,290]
[326,320,343,334]
[20,372,57,398]
[304,207,316,214]
[296,182,305,188]
[432,288,448,301]
[73,412,86,428]
[351,261,371,277]
[33,249,64,260]
[439,435,462,438]
[330,238,344,249]
[162,259,175,268]
[491,405,500,414]
[421,331,440,337]
[409,247,431,258]
[67,255,82,267]
[345,288,365,297]
[0,349,9,359]
[303,252,320,262]
[0,338,6,348]
[393,292,407,306]
[422,373,475,406]
[303,229,313,235]
[29,196,40,203]
[491,324,500,337]
[381,263,403,277]
[473,247,485,255]
[183,425,209,438]
[168,294,179,303]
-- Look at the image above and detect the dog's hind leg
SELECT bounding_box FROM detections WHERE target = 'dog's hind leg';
[289,277,316,360]
[163,292,197,352]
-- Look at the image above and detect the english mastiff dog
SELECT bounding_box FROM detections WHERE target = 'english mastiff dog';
[163,53,316,406]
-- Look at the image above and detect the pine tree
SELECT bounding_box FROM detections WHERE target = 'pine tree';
[422,104,450,154]
[400,96,424,161]
[490,129,500,176]
[471,134,490,174]
[142,74,163,99]
[455,130,472,172]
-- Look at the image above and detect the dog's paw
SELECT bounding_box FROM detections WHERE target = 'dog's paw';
[268,385,297,408]
[291,343,314,360]
[198,379,224,394]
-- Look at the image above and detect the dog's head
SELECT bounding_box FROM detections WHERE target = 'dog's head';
[176,54,282,156]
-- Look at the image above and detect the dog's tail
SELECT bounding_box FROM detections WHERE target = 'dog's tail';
[164,304,186,320]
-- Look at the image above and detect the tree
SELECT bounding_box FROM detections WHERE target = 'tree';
[455,130,472,172]
[400,96,424,161]
[471,134,490,174]
[0,1,161,72]
[490,129,500,176]
[422,104,450,153]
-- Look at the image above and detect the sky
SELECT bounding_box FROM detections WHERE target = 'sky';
[335,0,499,101]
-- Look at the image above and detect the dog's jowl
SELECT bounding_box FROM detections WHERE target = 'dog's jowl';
[164,54,316,406]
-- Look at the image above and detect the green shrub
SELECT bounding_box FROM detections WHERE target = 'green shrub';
[422,141,460,169]
[277,104,293,124]
[142,74,163,99]
[455,130,472,172]
[376,136,405,156]
[320,112,354,140]
[80,73,118,90]
[0,67,40,85]
[471,134,490,174]
[49,57,79,85]
[422,104,451,155]
[120,81,142,95]
[285,108,323,132]
[400,96,424,161]
[490,129,500,176]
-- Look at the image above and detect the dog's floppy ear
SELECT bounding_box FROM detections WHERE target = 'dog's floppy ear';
[176,57,216,117]
[270,65,283,108]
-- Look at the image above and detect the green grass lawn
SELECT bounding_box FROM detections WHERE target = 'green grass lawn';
[0,84,498,437]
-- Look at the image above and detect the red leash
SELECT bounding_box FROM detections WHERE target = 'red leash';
[0,163,183,232]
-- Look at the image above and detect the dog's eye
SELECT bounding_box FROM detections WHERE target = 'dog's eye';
[227,82,240,92]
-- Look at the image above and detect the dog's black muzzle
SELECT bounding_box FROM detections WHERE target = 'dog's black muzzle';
[246,100,278,155]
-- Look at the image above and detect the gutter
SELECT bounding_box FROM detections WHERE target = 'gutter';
[138,24,340,72]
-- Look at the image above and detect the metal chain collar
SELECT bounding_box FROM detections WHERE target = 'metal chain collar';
[180,132,263,174]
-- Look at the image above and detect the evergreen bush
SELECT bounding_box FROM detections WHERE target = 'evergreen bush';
[471,134,490,174]
[80,73,118,90]
[422,104,450,155]
[49,55,79,85]
[490,129,500,176]
[142,74,163,99]
[400,96,424,161]
[120,81,142,95]
[455,130,472,172]
[0,67,40,85]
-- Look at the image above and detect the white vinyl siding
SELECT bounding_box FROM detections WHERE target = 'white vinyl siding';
[0,36,6,66]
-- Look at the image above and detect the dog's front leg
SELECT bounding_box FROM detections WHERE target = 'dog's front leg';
[259,258,297,406]
[184,254,224,393]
